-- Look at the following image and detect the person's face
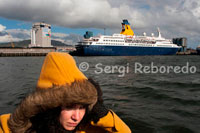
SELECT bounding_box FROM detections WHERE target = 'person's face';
[59,104,86,131]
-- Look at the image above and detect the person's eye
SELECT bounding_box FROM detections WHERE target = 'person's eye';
[62,106,73,110]
[79,105,86,109]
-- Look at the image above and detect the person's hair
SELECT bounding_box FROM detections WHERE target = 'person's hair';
[26,104,90,133]
[27,107,61,133]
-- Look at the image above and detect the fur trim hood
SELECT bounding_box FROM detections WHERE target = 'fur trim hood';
[8,52,97,133]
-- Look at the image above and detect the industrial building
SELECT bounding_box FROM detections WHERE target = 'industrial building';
[29,22,52,47]
[172,37,187,52]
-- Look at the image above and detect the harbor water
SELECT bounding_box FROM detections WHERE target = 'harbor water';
[0,55,199,133]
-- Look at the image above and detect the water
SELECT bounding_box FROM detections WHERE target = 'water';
[0,55,200,133]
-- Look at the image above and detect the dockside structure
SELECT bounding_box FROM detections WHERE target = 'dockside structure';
[29,22,52,47]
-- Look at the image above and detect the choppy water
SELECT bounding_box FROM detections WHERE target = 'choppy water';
[0,55,200,133]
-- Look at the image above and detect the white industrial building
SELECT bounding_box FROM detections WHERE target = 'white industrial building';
[29,22,52,47]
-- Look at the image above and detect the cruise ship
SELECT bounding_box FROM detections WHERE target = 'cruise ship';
[71,20,180,56]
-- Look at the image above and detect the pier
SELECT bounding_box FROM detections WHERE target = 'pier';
[176,49,198,55]
[0,47,56,57]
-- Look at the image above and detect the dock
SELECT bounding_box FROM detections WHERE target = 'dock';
[176,49,198,55]
[0,47,56,57]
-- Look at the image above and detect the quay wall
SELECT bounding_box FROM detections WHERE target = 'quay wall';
[0,47,56,57]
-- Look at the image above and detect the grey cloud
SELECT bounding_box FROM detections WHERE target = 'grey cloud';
[0,0,200,47]
[0,24,6,32]
[7,29,30,39]
[51,33,83,45]
[0,31,8,36]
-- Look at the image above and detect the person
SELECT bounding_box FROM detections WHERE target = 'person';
[0,52,131,133]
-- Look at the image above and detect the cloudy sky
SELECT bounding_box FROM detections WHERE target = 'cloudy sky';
[0,0,200,48]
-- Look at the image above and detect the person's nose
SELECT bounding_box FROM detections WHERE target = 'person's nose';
[72,109,80,121]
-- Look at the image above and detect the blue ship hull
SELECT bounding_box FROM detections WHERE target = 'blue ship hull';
[72,45,180,56]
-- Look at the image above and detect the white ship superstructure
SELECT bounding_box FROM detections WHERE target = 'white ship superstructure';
[72,20,180,56]
[79,29,179,48]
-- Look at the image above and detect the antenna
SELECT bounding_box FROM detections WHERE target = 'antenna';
[77,35,80,42]
[104,28,106,35]
[157,27,162,38]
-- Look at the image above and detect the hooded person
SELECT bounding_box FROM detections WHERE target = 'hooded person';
[0,52,131,133]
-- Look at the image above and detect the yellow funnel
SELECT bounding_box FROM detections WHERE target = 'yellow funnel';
[120,20,134,36]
